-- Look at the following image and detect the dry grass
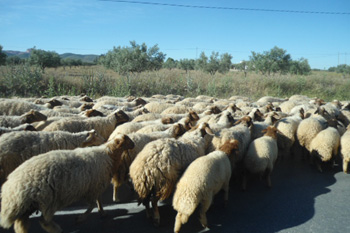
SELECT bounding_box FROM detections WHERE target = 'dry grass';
[1,65,349,101]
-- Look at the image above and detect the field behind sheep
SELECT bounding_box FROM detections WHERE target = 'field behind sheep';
[1,65,350,101]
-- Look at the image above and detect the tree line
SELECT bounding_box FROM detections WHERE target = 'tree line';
[0,43,316,75]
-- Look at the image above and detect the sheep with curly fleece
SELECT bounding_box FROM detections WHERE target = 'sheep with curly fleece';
[0,110,47,128]
[129,122,214,226]
[340,126,350,173]
[109,123,187,202]
[243,126,279,190]
[172,139,239,233]
[309,119,341,172]
[0,134,134,233]
[0,129,105,186]
[42,109,129,140]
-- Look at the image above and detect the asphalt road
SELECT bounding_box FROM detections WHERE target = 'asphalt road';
[0,155,349,233]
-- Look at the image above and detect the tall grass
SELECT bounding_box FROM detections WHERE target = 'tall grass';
[1,65,349,101]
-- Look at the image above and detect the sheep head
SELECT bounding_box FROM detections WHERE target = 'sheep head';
[84,109,104,117]
[261,126,279,139]
[191,122,214,137]
[188,110,200,122]
[113,110,130,127]
[134,97,147,106]
[172,123,187,138]
[82,130,105,147]
[23,110,47,123]
[219,139,239,158]
[107,134,135,157]
[161,117,174,124]
[80,95,93,102]
[234,116,253,128]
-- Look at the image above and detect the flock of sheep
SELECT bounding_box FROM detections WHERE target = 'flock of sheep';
[0,93,349,233]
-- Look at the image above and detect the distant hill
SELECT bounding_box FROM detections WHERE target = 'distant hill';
[60,53,99,63]
[4,50,99,63]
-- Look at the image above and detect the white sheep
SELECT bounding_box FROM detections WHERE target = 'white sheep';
[0,134,134,233]
[42,109,130,140]
[129,122,214,226]
[144,102,175,113]
[243,126,279,190]
[250,112,279,140]
[340,126,350,173]
[172,139,238,233]
[296,108,329,157]
[309,119,341,172]
[0,129,105,186]
[210,116,253,171]
[0,99,47,116]
[0,110,47,128]
[0,124,36,136]
[109,123,187,202]
[161,104,192,115]
[274,108,304,158]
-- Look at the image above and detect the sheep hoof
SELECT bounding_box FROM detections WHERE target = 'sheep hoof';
[76,214,88,223]
[153,218,160,227]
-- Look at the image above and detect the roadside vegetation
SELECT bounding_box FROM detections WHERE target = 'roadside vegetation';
[0,43,349,101]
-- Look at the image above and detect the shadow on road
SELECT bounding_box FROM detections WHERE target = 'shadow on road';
[0,156,341,233]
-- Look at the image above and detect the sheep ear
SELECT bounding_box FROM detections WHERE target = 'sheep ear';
[204,125,214,136]
[120,135,135,150]
[261,128,268,134]
[233,119,242,125]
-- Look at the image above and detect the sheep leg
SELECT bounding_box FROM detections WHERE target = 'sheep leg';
[241,169,247,191]
[343,158,349,174]
[142,198,152,219]
[111,177,121,202]
[266,169,272,188]
[96,199,107,218]
[39,215,62,233]
[223,181,230,208]
[14,214,30,233]
[151,197,160,227]
[174,213,189,233]
[76,200,101,223]
[199,197,212,229]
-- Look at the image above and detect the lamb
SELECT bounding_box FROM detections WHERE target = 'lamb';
[0,110,47,128]
[0,124,36,136]
[243,126,279,190]
[340,126,350,173]
[129,122,214,226]
[0,134,134,233]
[0,129,105,186]
[309,119,341,172]
[42,109,130,140]
[172,139,239,233]
[109,123,187,202]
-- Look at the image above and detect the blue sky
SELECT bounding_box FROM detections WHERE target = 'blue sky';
[1,0,349,69]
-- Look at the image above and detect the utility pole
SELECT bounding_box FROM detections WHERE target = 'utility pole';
[338,52,339,66]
